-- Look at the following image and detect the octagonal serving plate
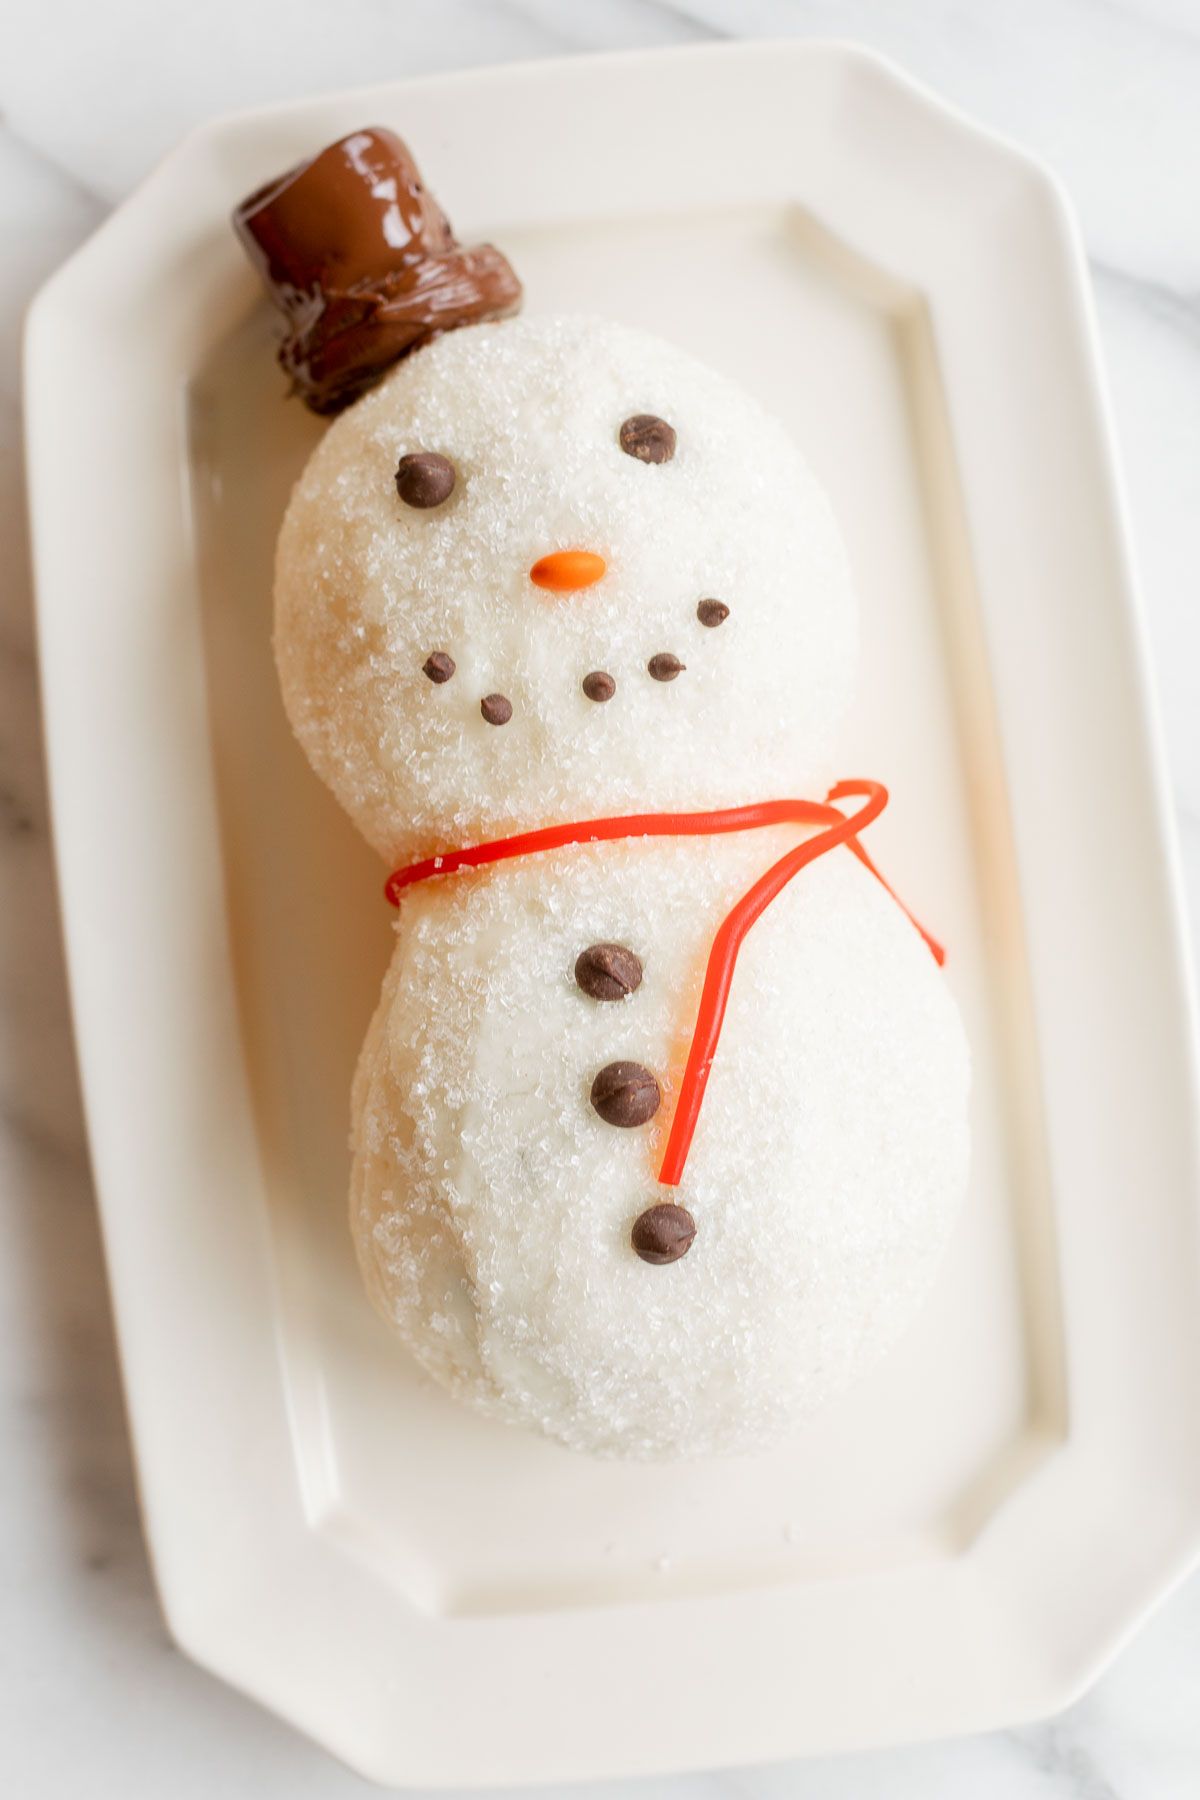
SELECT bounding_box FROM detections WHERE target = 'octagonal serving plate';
[24,40,1200,1787]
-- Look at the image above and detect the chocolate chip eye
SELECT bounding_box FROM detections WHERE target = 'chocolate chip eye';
[619,414,676,465]
[395,451,456,508]
[422,652,456,683]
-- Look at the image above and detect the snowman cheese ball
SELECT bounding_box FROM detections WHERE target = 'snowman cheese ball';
[236,130,970,1460]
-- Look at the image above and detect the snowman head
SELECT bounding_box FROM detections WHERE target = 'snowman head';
[275,313,858,863]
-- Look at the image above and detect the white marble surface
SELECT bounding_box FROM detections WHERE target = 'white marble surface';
[4,1,1200,1793]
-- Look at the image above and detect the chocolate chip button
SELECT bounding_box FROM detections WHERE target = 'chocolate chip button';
[590,1061,661,1127]
[582,670,616,703]
[647,653,685,682]
[619,414,677,464]
[395,451,456,508]
[575,942,643,1001]
[696,598,729,627]
[422,651,456,683]
[480,693,513,725]
[632,1203,696,1264]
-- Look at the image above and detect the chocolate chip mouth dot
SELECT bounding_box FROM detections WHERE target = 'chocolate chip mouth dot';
[619,413,677,464]
[395,451,456,508]
[632,1203,696,1265]
[575,942,643,1001]
[697,598,730,627]
[480,692,513,726]
[590,1060,661,1127]
[422,651,456,683]
[582,670,616,703]
[647,653,685,682]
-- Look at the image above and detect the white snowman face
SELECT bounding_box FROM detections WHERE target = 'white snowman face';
[274,315,858,863]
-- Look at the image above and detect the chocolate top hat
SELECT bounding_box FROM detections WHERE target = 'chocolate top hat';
[234,127,522,415]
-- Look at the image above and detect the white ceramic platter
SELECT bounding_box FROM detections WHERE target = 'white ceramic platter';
[25,40,1200,1788]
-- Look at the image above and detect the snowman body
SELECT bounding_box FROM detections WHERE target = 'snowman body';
[275,315,970,1459]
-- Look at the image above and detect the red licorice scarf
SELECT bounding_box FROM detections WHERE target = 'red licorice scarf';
[385,782,943,1187]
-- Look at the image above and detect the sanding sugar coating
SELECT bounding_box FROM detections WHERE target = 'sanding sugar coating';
[276,312,971,1458]
[351,836,970,1459]
[274,314,858,865]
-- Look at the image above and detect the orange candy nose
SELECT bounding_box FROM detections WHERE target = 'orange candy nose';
[529,549,607,593]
